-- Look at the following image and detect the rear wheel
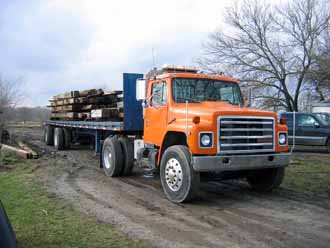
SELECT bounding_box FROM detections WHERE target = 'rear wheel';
[54,128,65,150]
[118,137,134,176]
[44,126,54,146]
[102,137,124,177]
[160,145,200,203]
[63,128,72,149]
[247,167,285,192]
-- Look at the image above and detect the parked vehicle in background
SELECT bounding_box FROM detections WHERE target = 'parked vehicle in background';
[44,66,291,203]
[280,112,330,152]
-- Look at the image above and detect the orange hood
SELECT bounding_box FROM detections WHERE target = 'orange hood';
[171,101,277,120]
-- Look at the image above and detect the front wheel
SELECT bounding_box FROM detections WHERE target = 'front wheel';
[246,167,285,193]
[160,145,200,203]
[102,137,124,177]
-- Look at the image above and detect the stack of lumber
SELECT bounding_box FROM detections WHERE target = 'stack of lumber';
[48,89,123,121]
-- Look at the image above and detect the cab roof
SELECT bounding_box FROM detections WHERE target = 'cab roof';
[155,72,238,83]
[146,66,238,83]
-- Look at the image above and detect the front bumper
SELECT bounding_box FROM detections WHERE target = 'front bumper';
[192,153,291,172]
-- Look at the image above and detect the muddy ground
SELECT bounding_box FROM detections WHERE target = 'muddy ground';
[8,127,330,248]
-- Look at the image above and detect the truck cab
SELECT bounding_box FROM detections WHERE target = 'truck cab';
[134,66,290,202]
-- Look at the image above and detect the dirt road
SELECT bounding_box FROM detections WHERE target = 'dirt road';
[10,127,330,248]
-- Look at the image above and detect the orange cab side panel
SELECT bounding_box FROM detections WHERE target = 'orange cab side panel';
[143,79,169,146]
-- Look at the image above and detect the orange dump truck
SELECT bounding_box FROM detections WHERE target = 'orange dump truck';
[45,66,290,203]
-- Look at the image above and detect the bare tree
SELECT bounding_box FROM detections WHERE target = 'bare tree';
[199,0,330,111]
[307,28,330,100]
[0,76,24,123]
[0,76,23,107]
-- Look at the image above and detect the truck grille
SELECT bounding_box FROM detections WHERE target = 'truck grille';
[218,116,275,154]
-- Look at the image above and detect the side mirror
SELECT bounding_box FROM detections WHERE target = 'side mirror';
[136,79,146,100]
[314,122,320,128]
[142,99,149,108]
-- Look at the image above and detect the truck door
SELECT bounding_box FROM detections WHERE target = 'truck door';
[144,81,168,146]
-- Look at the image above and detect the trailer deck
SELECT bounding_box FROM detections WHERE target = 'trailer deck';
[45,120,124,131]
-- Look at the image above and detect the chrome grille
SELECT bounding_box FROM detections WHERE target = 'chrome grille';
[218,116,275,154]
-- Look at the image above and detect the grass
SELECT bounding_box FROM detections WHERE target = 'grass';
[283,154,330,197]
[0,156,152,248]
[0,154,19,165]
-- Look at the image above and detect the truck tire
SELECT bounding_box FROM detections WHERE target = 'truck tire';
[246,167,285,193]
[160,145,200,203]
[63,128,72,149]
[102,137,124,177]
[44,126,54,146]
[118,137,134,176]
[54,128,65,150]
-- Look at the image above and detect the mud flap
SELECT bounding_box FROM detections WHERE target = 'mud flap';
[99,140,104,168]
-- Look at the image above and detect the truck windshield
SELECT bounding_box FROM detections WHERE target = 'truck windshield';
[172,78,243,105]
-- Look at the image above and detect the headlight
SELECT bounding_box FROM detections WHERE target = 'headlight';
[278,133,287,146]
[199,132,213,148]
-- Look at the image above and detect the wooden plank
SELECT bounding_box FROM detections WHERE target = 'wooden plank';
[51,105,82,112]
[78,112,91,119]
[0,144,30,159]
[53,90,79,100]
[18,141,38,159]
[103,90,123,96]
[51,112,79,119]
[91,108,119,118]
[86,95,118,105]
[117,101,123,108]
[51,95,118,107]
[78,89,103,97]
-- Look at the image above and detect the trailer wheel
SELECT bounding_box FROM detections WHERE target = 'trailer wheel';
[102,137,124,177]
[160,145,200,203]
[118,137,134,176]
[44,126,54,146]
[63,128,72,149]
[54,128,65,150]
[246,167,285,193]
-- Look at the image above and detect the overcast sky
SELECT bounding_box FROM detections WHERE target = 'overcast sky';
[0,0,233,106]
